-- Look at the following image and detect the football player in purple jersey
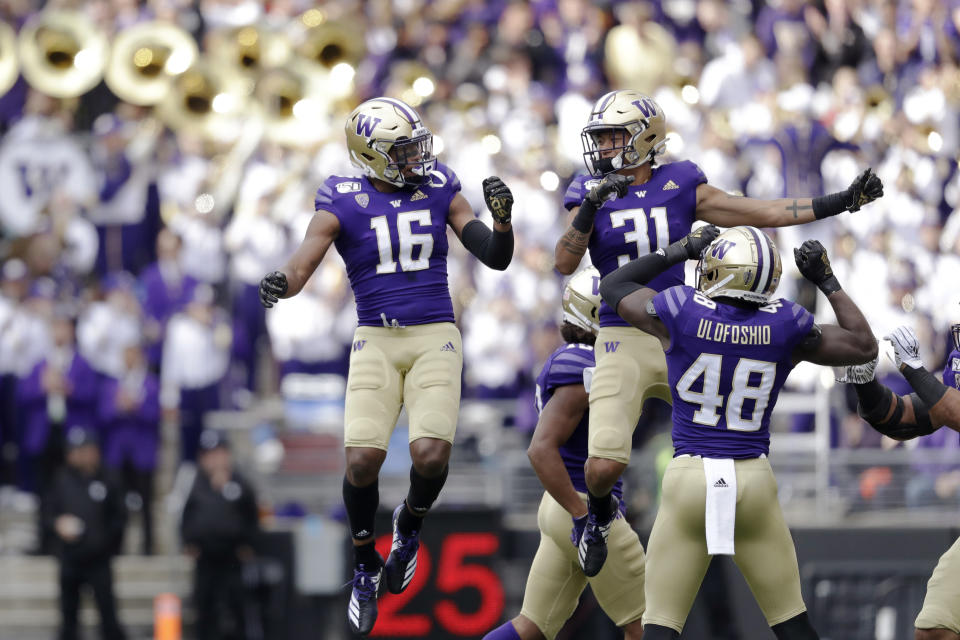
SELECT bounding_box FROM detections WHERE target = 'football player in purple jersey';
[553,89,884,579]
[484,267,644,640]
[598,225,877,639]
[838,324,960,640]
[258,97,515,636]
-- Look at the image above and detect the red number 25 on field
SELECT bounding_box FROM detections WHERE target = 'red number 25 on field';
[371,529,505,639]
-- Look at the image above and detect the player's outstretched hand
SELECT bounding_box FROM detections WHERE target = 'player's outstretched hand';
[793,239,841,295]
[482,176,513,224]
[678,224,721,259]
[844,168,883,212]
[586,173,634,206]
[884,326,924,369]
[259,271,288,308]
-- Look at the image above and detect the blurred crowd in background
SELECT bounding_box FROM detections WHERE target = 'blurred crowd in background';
[1,0,960,517]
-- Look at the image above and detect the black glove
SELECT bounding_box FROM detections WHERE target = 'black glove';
[677,224,722,260]
[793,240,841,295]
[482,176,513,224]
[843,167,884,212]
[259,271,288,308]
[585,173,634,207]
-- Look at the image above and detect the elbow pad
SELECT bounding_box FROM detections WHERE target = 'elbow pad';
[856,383,934,440]
[461,219,513,270]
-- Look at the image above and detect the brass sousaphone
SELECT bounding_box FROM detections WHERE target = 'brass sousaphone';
[18,10,108,98]
[0,22,18,98]
[105,20,198,106]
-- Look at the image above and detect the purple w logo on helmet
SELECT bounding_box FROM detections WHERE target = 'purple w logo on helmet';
[710,240,736,259]
[631,98,658,118]
[355,114,382,137]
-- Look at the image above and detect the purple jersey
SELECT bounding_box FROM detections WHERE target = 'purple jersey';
[563,160,706,327]
[652,285,815,458]
[315,163,462,326]
[943,350,960,391]
[535,343,624,502]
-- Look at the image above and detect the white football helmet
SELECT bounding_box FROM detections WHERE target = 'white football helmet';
[562,266,602,334]
[581,90,667,177]
[696,226,782,304]
[345,97,435,187]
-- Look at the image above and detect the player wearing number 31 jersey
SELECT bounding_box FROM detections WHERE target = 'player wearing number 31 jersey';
[258,97,515,636]
[599,226,877,639]
[554,89,884,580]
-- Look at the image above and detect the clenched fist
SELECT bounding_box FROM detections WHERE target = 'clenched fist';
[482,176,513,224]
[843,168,884,212]
[794,240,841,295]
[259,271,288,308]
[585,173,634,207]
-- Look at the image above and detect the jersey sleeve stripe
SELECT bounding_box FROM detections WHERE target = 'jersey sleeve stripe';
[664,288,680,316]
[553,353,594,368]
[549,364,588,377]
[674,286,690,307]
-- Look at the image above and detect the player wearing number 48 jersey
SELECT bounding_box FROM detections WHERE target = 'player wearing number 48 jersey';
[599,226,877,639]
[554,89,884,580]
[258,97,515,637]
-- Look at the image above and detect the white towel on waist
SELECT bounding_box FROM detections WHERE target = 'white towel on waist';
[703,457,736,555]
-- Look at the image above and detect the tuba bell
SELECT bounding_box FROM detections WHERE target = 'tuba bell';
[155,59,248,143]
[208,24,291,78]
[105,20,198,106]
[0,21,17,98]
[253,64,329,147]
[17,10,108,98]
[293,9,365,74]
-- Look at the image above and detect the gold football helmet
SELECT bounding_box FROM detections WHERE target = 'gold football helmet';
[696,226,782,304]
[345,97,435,187]
[582,90,667,176]
[562,266,602,334]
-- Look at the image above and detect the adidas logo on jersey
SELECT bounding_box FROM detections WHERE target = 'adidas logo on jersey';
[663,180,679,190]
[411,189,427,201]
[713,478,729,488]
[440,341,457,353]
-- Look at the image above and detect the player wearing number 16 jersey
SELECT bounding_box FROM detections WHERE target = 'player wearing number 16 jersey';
[599,226,877,639]
[553,89,884,579]
[258,97,515,636]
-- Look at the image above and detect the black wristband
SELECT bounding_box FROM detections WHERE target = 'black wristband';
[812,191,847,219]
[817,276,842,296]
[901,365,949,410]
[853,379,889,417]
[571,197,600,233]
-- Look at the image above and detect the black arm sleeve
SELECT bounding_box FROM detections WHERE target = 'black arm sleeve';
[571,196,600,233]
[901,365,949,410]
[854,379,935,440]
[461,219,513,270]
[599,245,685,312]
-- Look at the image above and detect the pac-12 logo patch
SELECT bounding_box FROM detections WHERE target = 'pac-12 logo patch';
[355,193,369,208]
[952,357,960,372]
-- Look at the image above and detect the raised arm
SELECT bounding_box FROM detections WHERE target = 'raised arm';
[791,240,878,366]
[599,225,720,349]
[448,177,514,271]
[554,174,633,275]
[695,168,883,228]
[259,210,339,307]
[527,384,590,519]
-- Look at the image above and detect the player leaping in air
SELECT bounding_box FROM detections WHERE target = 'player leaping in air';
[837,323,960,640]
[599,226,877,639]
[554,89,884,578]
[259,97,515,636]
[483,267,645,640]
